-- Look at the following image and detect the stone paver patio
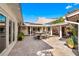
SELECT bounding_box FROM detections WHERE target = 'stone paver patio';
[9,36,76,56]
[8,36,53,56]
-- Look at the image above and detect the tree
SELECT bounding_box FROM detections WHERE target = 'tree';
[51,17,64,24]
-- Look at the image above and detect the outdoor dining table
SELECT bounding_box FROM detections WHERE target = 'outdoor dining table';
[34,32,44,40]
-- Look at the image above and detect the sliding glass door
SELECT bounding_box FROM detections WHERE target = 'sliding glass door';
[0,14,6,53]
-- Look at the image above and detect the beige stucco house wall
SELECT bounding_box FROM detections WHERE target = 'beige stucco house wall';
[21,26,28,35]
[0,3,23,56]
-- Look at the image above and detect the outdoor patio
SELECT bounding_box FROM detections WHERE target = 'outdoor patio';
[42,36,76,56]
[9,36,76,56]
[8,36,53,56]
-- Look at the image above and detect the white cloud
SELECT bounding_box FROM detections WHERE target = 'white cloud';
[66,5,72,9]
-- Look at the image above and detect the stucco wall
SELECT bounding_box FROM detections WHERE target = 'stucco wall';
[0,4,19,56]
[21,27,28,35]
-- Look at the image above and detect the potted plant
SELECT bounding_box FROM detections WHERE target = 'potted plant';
[66,25,78,49]
[18,32,24,41]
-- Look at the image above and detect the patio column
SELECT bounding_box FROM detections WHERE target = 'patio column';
[59,26,62,38]
[41,27,43,32]
[78,24,79,52]
[30,26,32,36]
[50,27,53,36]
[31,27,33,35]
[45,27,47,32]
[42,27,43,32]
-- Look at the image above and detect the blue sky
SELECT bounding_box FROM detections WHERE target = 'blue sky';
[21,3,79,22]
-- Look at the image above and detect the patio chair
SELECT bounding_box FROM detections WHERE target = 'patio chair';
[34,33,41,40]
[41,33,46,39]
[45,31,50,38]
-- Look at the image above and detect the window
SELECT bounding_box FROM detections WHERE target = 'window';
[0,13,6,53]
[0,14,6,23]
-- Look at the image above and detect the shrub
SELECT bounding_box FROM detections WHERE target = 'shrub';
[66,36,77,49]
[51,17,64,24]
[18,32,24,41]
